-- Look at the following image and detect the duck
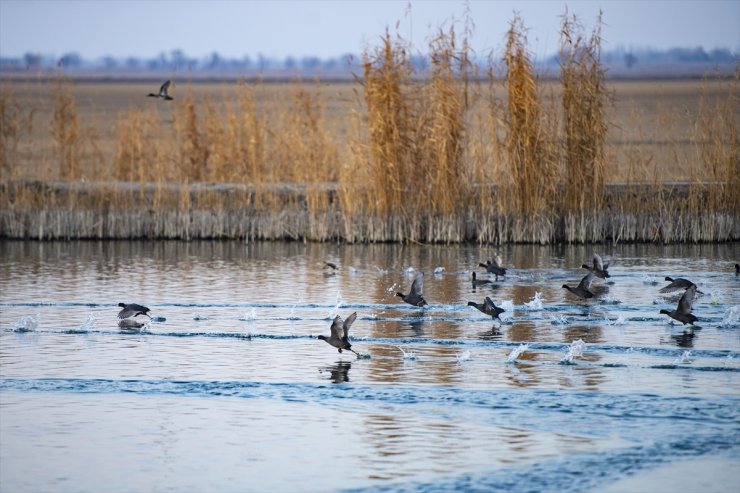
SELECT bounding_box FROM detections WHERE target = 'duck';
[147,80,173,100]
[562,272,595,300]
[735,263,739,276]
[117,302,151,319]
[471,272,492,288]
[467,296,505,321]
[659,276,696,293]
[581,252,610,279]
[478,255,506,280]
[396,272,428,307]
[324,261,338,271]
[318,312,360,355]
[659,285,697,325]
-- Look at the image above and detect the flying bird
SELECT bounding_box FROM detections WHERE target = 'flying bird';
[467,296,505,321]
[147,80,173,100]
[318,312,360,355]
[581,252,610,279]
[117,302,151,319]
[562,272,595,300]
[659,276,697,293]
[396,272,428,307]
[659,285,698,325]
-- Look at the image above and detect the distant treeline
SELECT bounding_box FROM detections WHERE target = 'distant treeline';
[1,46,737,78]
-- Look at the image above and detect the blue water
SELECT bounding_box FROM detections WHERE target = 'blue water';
[1,240,738,492]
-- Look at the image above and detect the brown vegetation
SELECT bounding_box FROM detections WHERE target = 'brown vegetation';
[0,14,737,243]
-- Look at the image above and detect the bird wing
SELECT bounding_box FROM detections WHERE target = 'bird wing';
[578,272,595,291]
[118,305,134,319]
[678,285,697,314]
[329,315,343,339]
[342,312,357,338]
[484,297,496,311]
[410,272,424,296]
[159,80,171,96]
[493,255,503,267]
[592,253,604,271]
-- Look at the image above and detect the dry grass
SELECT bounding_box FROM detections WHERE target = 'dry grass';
[0,15,737,243]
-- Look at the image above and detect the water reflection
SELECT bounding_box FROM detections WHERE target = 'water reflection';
[321,361,351,383]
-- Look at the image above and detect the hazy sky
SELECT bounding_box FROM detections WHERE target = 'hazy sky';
[1,0,738,60]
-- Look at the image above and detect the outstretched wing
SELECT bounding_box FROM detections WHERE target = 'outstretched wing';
[484,297,496,311]
[493,255,503,268]
[592,253,604,271]
[329,315,343,339]
[578,272,595,291]
[410,272,424,297]
[342,312,357,338]
[678,285,697,314]
[159,80,171,96]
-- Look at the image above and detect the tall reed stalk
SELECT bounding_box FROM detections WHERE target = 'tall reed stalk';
[51,78,80,180]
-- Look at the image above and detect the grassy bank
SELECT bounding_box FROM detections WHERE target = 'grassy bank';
[1,14,737,244]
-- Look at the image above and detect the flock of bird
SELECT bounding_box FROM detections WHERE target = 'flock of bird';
[117,254,737,357]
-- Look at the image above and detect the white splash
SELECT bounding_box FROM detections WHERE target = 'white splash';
[550,315,569,326]
[328,291,343,319]
[375,266,388,275]
[456,350,472,363]
[720,306,740,327]
[397,346,417,360]
[80,313,97,330]
[605,315,627,326]
[674,350,693,364]
[499,300,515,322]
[507,344,528,363]
[14,314,39,332]
[524,292,544,310]
[405,267,416,275]
[239,308,257,321]
[349,267,359,275]
[641,275,660,286]
[192,313,209,321]
[561,339,586,363]
[386,283,398,295]
[708,290,723,305]
[433,266,445,275]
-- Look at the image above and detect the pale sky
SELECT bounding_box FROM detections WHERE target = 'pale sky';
[0,0,738,60]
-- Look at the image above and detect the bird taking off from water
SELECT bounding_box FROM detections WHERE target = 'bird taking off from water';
[396,272,428,307]
[117,303,151,319]
[562,272,595,300]
[581,252,610,279]
[147,80,173,100]
[478,255,506,281]
[467,296,505,321]
[659,285,698,325]
[318,312,360,356]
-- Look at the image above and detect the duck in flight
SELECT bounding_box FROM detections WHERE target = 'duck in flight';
[117,302,151,319]
[396,272,428,307]
[581,252,610,279]
[318,312,360,356]
[562,272,595,300]
[659,285,697,325]
[659,276,697,293]
[467,296,505,321]
[147,80,173,100]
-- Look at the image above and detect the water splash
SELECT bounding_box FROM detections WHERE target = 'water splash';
[239,308,258,322]
[456,350,472,363]
[375,266,388,275]
[397,346,417,360]
[524,292,544,310]
[605,315,627,326]
[641,275,660,286]
[192,314,209,321]
[550,315,569,326]
[708,290,723,305]
[433,266,445,275]
[720,306,740,327]
[14,314,39,332]
[499,300,515,322]
[561,339,586,364]
[674,350,693,364]
[507,344,528,363]
[405,267,416,276]
[80,313,97,330]
[328,291,343,319]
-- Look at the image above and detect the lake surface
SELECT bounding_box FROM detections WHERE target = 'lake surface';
[1,240,738,493]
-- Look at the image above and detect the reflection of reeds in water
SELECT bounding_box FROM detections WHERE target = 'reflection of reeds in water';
[0,13,737,243]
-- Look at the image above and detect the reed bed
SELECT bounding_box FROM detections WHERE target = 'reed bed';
[0,13,737,243]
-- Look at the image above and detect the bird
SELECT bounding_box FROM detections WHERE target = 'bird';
[147,80,173,100]
[735,263,739,276]
[324,261,338,271]
[659,276,697,293]
[117,302,151,319]
[581,252,610,279]
[471,272,493,288]
[478,255,506,280]
[659,285,698,325]
[318,312,359,355]
[562,272,595,300]
[467,296,505,321]
[396,272,428,307]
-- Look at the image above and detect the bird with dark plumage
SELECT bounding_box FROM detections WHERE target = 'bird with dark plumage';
[562,272,595,300]
[659,285,698,325]
[117,303,151,319]
[735,263,739,276]
[318,312,359,355]
[467,296,505,321]
[478,255,506,281]
[396,272,428,307]
[471,272,492,288]
[659,276,697,293]
[581,252,610,279]
[147,80,173,100]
